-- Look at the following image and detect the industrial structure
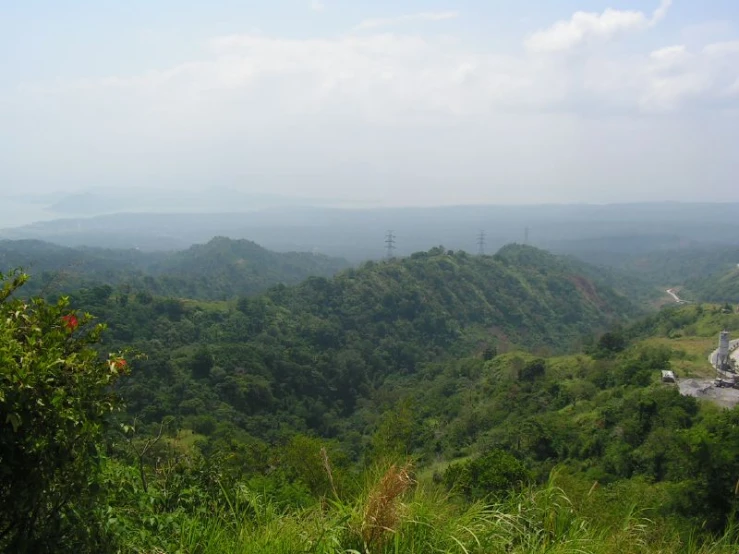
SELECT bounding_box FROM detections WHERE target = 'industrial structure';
[384,231,396,259]
[717,331,731,371]
[713,330,738,387]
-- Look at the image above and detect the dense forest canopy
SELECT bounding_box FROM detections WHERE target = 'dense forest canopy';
[0,237,350,299]
[566,244,739,303]
[3,238,739,553]
[685,267,739,303]
[65,244,640,443]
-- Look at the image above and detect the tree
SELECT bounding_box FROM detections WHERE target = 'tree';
[370,398,415,463]
[279,435,347,498]
[190,346,214,379]
[482,345,498,361]
[0,271,128,552]
[519,358,546,382]
[593,329,627,358]
[444,449,531,501]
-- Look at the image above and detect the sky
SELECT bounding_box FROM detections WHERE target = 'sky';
[1,0,739,206]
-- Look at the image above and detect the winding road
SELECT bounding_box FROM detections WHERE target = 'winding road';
[666,288,685,304]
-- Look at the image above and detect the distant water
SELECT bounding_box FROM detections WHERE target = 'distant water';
[0,200,58,230]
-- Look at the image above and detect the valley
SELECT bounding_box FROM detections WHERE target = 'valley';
[3,232,739,552]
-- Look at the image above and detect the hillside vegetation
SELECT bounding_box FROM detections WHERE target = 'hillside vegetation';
[571,244,739,302]
[0,237,349,299]
[3,244,739,553]
[686,267,739,303]
[141,236,352,299]
[619,246,739,286]
[65,245,639,445]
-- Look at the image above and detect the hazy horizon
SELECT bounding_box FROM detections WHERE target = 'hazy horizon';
[5,189,739,234]
[3,0,739,206]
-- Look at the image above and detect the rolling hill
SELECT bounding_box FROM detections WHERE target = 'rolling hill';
[67,244,642,443]
[0,237,350,299]
[686,266,739,302]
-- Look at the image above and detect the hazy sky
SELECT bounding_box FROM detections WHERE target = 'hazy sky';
[2,0,739,206]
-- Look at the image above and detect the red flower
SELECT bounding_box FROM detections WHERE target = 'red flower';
[62,314,78,331]
[115,359,127,370]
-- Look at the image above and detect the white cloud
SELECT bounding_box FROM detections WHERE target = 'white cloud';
[354,11,458,31]
[525,0,672,53]
[310,0,325,12]
[652,0,673,23]
[579,40,738,113]
[639,72,712,113]
[703,40,739,56]
[31,33,572,124]
[650,45,688,62]
[648,45,692,71]
[19,25,739,124]
[4,6,739,204]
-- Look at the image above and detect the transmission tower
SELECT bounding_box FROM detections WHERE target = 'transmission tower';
[524,227,530,245]
[477,230,486,255]
[385,230,396,259]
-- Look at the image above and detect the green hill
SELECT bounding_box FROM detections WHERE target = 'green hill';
[685,266,739,303]
[594,245,739,289]
[558,243,739,303]
[143,236,351,299]
[0,237,350,299]
[0,239,153,274]
[352,303,739,534]
[69,244,640,443]
[5,252,739,552]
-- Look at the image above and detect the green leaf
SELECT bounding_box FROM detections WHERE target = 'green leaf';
[6,412,21,432]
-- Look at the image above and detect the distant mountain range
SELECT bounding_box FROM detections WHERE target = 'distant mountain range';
[0,237,350,300]
[4,187,352,217]
[3,203,739,264]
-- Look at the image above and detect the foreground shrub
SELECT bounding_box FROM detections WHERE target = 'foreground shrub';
[0,271,127,553]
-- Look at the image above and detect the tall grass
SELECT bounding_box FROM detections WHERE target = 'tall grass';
[117,467,739,554]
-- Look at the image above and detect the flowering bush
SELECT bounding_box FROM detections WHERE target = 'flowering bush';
[62,313,79,331]
[0,270,128,552]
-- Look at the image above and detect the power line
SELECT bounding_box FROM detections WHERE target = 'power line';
[385,230,396,259]
[477,230,486,255]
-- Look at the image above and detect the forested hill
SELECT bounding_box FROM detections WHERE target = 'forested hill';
[565,243,739,298]
[621,246,739,285]
[142,237,352,299]
[255,244,639,355]
[495,243,661,304]
[605,245,739,302]
[72,244,642,443]
[0,237,350,298]
[0,239,155,276]
[11,247,739,552]
[686,266,739,302]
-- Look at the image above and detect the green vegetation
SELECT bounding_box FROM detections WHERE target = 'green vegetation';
[0,237,350,299]
[67,245,637,446]
[141,236,352,300]
[4,242,739,552]
[621,246,739,287]
[686,267,739,303]
[578,244,739,303]
[0,271,127,551]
